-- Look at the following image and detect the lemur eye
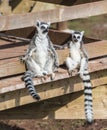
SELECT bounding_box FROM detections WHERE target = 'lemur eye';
[77,36,80,39]
[41,26,46,30]
[47,27,49,30]
[73,35,76,39]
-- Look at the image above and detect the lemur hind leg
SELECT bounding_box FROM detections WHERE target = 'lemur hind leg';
[44,56,55,80]
[26,56,44,77]
[65,57,78,75]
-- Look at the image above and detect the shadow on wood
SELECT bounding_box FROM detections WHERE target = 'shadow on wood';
[0,84,107,119]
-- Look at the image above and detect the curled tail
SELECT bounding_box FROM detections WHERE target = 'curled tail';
[81,69,93,123]
[23,71,40,100]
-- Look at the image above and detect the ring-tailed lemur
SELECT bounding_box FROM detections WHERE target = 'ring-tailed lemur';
[20,20,59,100]
[65,30,93,123]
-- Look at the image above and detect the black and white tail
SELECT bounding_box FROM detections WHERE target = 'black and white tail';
[82,69,93,123]
[23,71,40,100]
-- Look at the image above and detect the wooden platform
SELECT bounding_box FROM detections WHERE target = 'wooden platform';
[0,29,107,113]
[0,0,107,119]
[0,85,107,119]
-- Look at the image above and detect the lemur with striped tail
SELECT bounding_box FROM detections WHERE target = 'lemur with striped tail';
[65,30,93,123]
[20,21,59,100]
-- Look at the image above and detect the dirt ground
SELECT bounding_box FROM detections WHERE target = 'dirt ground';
[0,120,107,130]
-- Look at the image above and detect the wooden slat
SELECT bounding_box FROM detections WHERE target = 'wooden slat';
[5,29,98,44]
[0,1,107,31]
[0,58,107,93]
[46,85,107,119]
[0,29,70,60]
[0,70,106,111]
[0,85,107,119]
[0,40,107,78]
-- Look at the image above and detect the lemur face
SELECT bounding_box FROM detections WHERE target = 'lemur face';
[71,30,84,43]
[36,20,50,34]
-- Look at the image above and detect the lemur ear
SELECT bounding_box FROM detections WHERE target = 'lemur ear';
[70,30,74,34]
[81,31,85,36]
[36,20,40,27]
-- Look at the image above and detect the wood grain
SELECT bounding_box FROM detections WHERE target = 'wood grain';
[0,84,107,118]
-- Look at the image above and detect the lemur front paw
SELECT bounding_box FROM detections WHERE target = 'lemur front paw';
[20,54,30,62]
[43,71,48,75]
[20,55,26,63]
[68,69,73,76]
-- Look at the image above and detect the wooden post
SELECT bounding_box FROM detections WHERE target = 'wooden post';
[0,1,107,31]
[57,22,68,31]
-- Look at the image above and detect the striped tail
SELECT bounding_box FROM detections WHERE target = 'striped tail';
[82,69,93,123]
[23,71,40,100]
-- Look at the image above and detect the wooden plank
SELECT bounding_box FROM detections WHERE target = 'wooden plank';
[52,85,107,119]
[5,27,35,38]
[0,40,107,78]
[0,58,107,93]
[5,29,98,45]
[0,1,107,31]
[47,85,107,119]
[57,22,68,31]
[0,69,107,111]
[0,80,107,119]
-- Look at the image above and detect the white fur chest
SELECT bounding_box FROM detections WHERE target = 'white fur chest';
[33,38,49,68]
[36,38,49,52]
[69,42,81,63]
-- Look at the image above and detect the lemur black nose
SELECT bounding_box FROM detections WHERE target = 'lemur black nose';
[74,39,78,42]
[43,29,49,33]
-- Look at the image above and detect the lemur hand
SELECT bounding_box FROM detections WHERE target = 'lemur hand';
[20,55,28,62]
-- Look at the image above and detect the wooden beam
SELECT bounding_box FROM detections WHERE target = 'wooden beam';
[0,57,107,92]
[57,22,68,31]
[49,85,107,119]
[0,1,107,31]
[0,84,107,120]
[0,56,107,89]
[0,69,107,111]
